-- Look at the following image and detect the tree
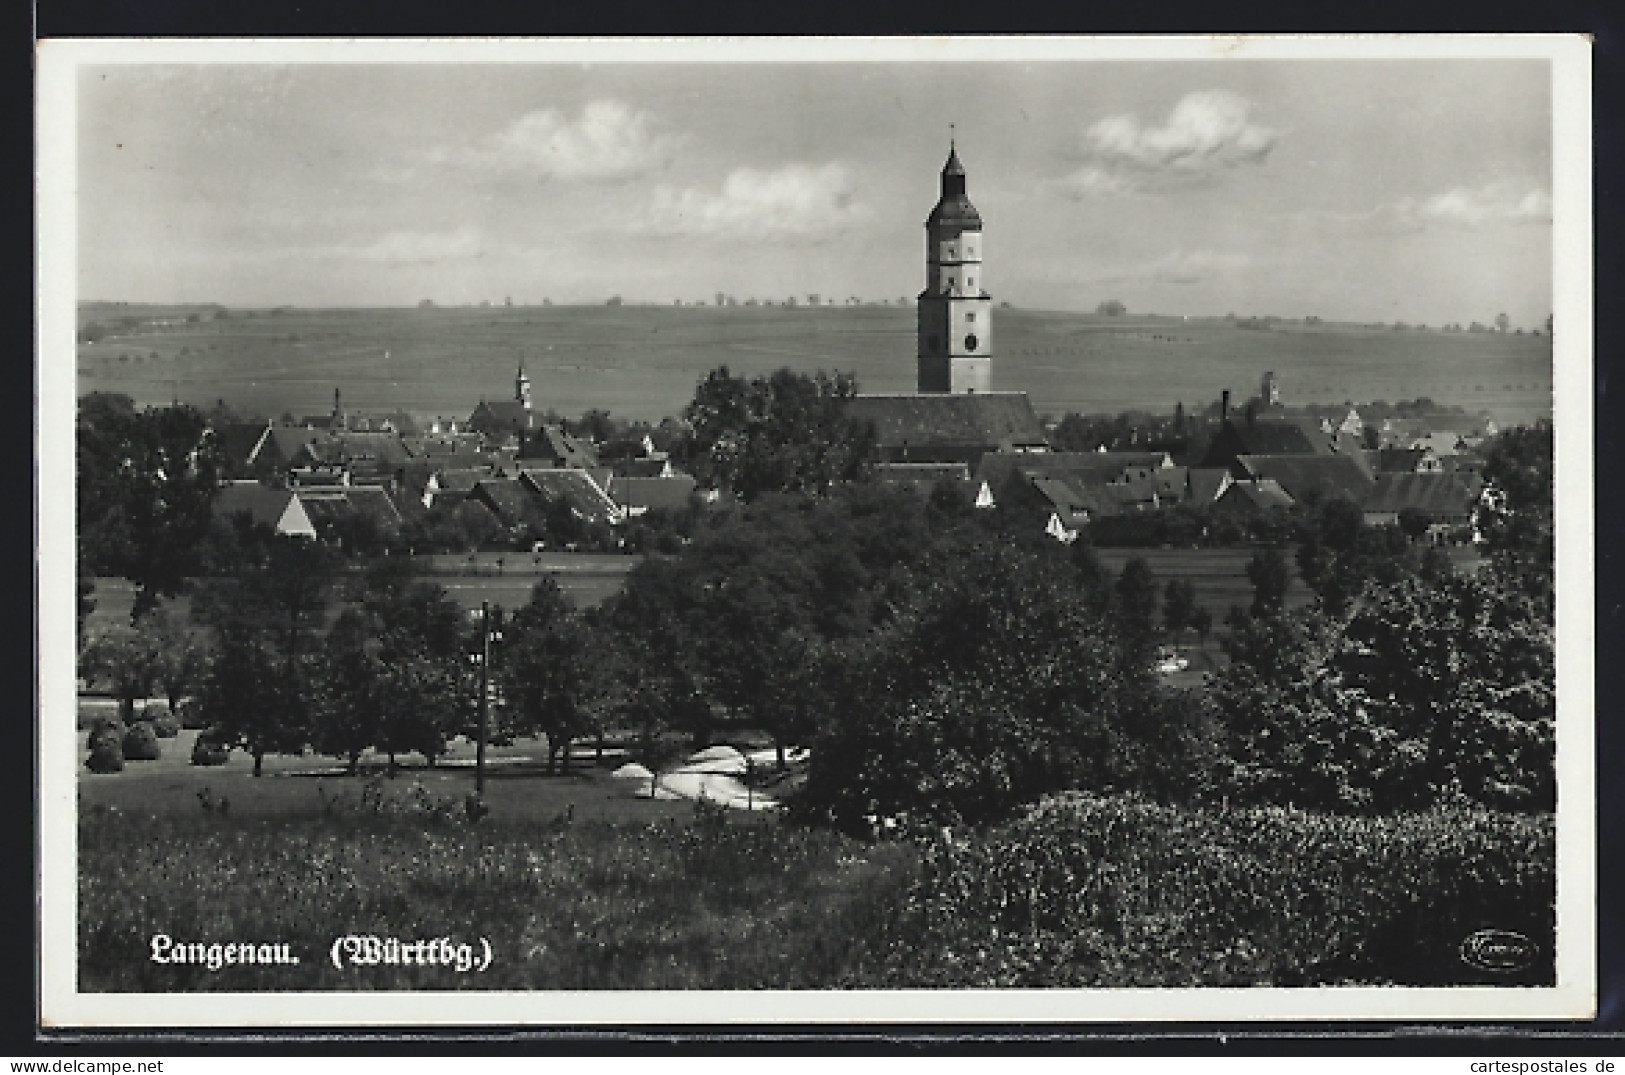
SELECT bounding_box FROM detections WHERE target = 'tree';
[197,623,307,777]
[305,573,470,772]
[794,539,1214,832]
[77,397,226,618]
[1189,605,1214,646]
[1163,579,1198,641]
[146,602,209,714]
[1246,547,1291,617]
[80,623,160,722]
[1070,535,1113,606]
[77,552,97,648]
[1396,507,1432,542]
[505,580,609,773]
[1114,557,1161,671]
[310,611,385,773]
[370,636,466,769]
[679,366,877,500]
[1213,561,1553,814]
[1476,424,1554,570]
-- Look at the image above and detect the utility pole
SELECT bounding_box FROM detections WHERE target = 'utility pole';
[477,601,490,799]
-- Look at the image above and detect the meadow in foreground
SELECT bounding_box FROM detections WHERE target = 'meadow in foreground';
[79,788,1552,991]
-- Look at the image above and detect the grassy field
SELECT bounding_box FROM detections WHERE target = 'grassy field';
[1095,544,1482,622]
[77,728,690,824]
[83,553,638,638]
[77,302,1553,426]
[78,775,1552,991]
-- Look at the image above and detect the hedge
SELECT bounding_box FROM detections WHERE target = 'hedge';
[852,792,1554,988]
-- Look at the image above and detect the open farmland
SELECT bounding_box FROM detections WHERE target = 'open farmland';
[76,302,1554,427]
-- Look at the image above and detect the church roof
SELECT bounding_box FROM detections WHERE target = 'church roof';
[928,143,981,230]
[468,400,540,436]
[843,393,1048,450]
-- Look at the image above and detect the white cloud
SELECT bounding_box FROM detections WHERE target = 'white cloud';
[1297,180,1553,232]
[315,226,483,265]
[1055,90,1279,198]
[634,162,873,240]
[455,100,684,182]
[1147,249,1251,284]
[1409,181,1552,227]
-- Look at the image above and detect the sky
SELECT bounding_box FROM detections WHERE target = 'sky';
[74,50,1556,328]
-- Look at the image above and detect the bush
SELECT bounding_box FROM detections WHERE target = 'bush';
[78,703,116,731]
[177,699,208,730]
[86,719,124,751]
[86,728,124,773]
[191,731,231,767]
[853,793,1554,988]
[122,723,162,761]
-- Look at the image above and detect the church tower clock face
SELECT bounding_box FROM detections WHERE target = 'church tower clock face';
[916,137,993,394]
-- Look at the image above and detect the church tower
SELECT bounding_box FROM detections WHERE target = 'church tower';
[516,361,532,411]
[917,138,993,394]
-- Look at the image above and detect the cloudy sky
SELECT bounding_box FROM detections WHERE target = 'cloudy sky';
[74,50,1555,326]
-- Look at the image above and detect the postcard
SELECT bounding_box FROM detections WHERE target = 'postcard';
[36,34,1595,1029]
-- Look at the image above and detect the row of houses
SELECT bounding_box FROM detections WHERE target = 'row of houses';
[209,384,701,542]
[848,394,1485,545]
[214,463,704,543]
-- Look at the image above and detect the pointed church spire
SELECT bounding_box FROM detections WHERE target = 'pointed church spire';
[515,357,532,411]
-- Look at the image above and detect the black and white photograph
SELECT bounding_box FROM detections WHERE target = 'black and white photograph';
[35,36,1595,1028]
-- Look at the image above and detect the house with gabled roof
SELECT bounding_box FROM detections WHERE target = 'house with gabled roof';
[1200,415,1335,471]
[1361,472,1480,531]
[214,421,282,480]
[516,468,623,526]
[974,450,1171,496]
[1185,467,1233,506]
[468,477,550,533]
[607,474,700,518]
[520,424,599,469]
[1232,453,1374,505]
[1376,446,1444,474]
[212,481,317,538]
[1212,478,1295,518]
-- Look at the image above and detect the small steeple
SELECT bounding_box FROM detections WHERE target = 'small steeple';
[515,359,532,411]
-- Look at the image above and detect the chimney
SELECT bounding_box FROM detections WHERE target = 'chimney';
[1221,390,1230,423]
